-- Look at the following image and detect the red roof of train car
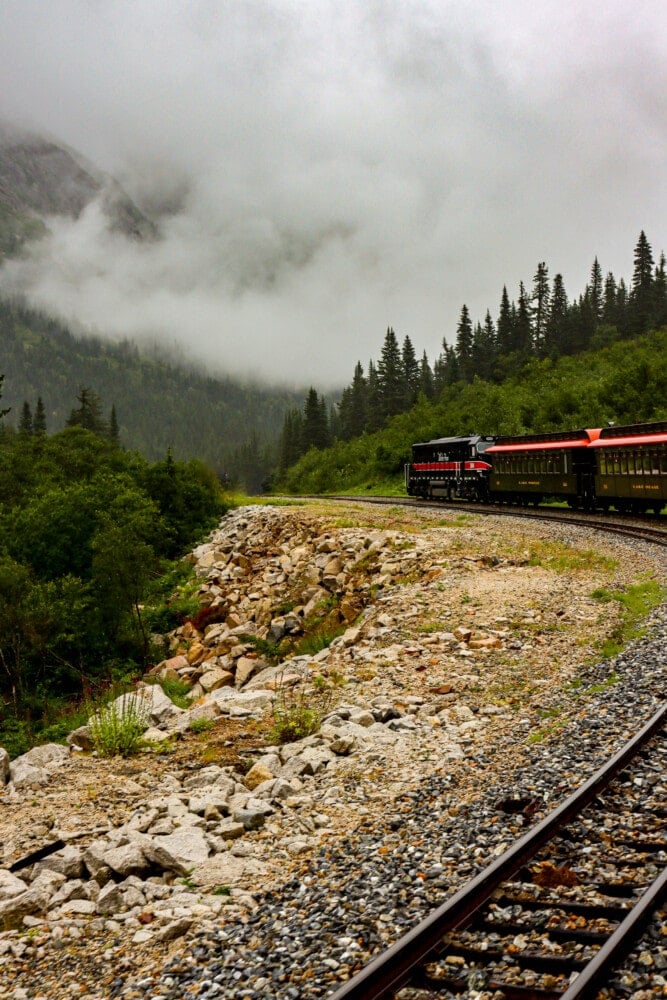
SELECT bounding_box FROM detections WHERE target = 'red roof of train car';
[486,437,591,453]
[590,433,667,448]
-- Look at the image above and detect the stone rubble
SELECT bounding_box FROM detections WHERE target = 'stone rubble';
[0,500,662,998]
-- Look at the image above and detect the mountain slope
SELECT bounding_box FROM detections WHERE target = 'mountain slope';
[0,121,155,256]
[0,295,304,483]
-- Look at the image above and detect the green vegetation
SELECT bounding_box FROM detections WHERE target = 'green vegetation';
[276,329,667,494]
[591,579,665,658]
[269,673,340,745]
[276,231,667,494]
[189,717,215,735]
[526,540,617,575]
[0,295,305,492]
[0,379,228,753]
[86,688,151,758]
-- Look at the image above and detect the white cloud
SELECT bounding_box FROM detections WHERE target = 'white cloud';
[1,0,665,385]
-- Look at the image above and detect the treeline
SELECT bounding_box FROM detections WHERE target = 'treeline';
[0,295,304,487]
[279,329,667,495]
[278,231,667,472]
[0,375,226,744]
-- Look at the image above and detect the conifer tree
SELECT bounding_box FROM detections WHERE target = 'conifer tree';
[471,311,496,380]
[377,327,403,419]
[602,272,618,326]
[19,401,33,436]
[33,397,47,436]
[343,361,368,438]
[514,282,533,354]
[630,230,655,333]
[531,262,550,354]
[366,360,383,432]
[589,257,603,323]
[544,273,569,356]
[496,286,513,356]
[418,351,434,400]
[401,335,420,408]
[67,387,108,437]
[455,305,473,381]
[109,405,120,447]
[302,388,330,451]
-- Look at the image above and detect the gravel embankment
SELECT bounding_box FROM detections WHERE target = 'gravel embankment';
[123,588,667,999]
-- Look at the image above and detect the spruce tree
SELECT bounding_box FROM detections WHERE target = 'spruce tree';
[67,387,108,437]
[366,360,383,432]
[346,361,368,437]
[19,401,33,436]
[418,351,434,400]
[496,286,513,356]
[514,282,533,354]
[455,305,473,381]
[589,256,603,323]
[630,230,655,333]
[401,335,420,408]
[302,388,330,451]
[377,327,403,419]
[531,262,550,355]
[33,397,47,436]
[544,273,569,357]
[109,405,120,447]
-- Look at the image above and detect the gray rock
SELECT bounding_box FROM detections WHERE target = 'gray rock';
[208,688,274,715]
[0,748,10,783]
[33,844,84,880]
[66,725,95,751]
[147,827,211,869]
[8,758,50,789]
[0,870,28,902]
[19,743,69,769]
[0,871,65,931]
[104,842,151,878]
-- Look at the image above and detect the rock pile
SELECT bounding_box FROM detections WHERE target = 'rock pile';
[0,500,654,996]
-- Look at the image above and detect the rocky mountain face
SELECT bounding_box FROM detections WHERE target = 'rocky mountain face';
[0,120,156,254]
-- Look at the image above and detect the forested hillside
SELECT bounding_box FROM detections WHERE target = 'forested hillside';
[278,329,667,494]
[0,296,305,490]
[277,230,667,494]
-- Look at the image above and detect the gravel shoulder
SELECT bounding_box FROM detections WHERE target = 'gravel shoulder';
[1,500,665,1000]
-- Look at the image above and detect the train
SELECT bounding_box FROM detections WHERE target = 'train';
[405,419,667,514]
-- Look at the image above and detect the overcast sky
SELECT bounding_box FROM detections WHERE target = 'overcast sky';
[1,0,665,387]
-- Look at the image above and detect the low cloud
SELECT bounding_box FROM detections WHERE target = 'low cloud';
[1,1,665,386]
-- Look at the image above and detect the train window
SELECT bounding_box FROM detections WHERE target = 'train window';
[621,455,629,475]
[598,454,606,475]
[613,455,621,475]
[661,455,667,474]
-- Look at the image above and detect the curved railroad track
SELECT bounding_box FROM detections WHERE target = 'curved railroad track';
[320,495,667,550]
[311,494,667,999]
[329,703,667,1000]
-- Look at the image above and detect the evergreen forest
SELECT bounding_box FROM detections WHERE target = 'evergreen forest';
[0,296,305,493]
[277,231,667,492]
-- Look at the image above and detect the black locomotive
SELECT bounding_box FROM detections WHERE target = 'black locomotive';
[405,420,667,514]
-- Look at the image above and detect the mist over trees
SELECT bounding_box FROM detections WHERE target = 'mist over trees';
[278,231,667,473]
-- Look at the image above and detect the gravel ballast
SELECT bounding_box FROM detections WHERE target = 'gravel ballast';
[1,503,665,1000]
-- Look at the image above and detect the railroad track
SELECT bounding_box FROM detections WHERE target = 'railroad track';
[321,495,667,550]
[329,702,667,1000]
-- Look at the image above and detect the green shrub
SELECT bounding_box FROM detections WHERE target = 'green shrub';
[87,688,150,757]
[189,717,215,734]
[269,672,338,744]
[0,716,31,759]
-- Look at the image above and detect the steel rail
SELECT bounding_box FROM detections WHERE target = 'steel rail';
[327,701,667,1000]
